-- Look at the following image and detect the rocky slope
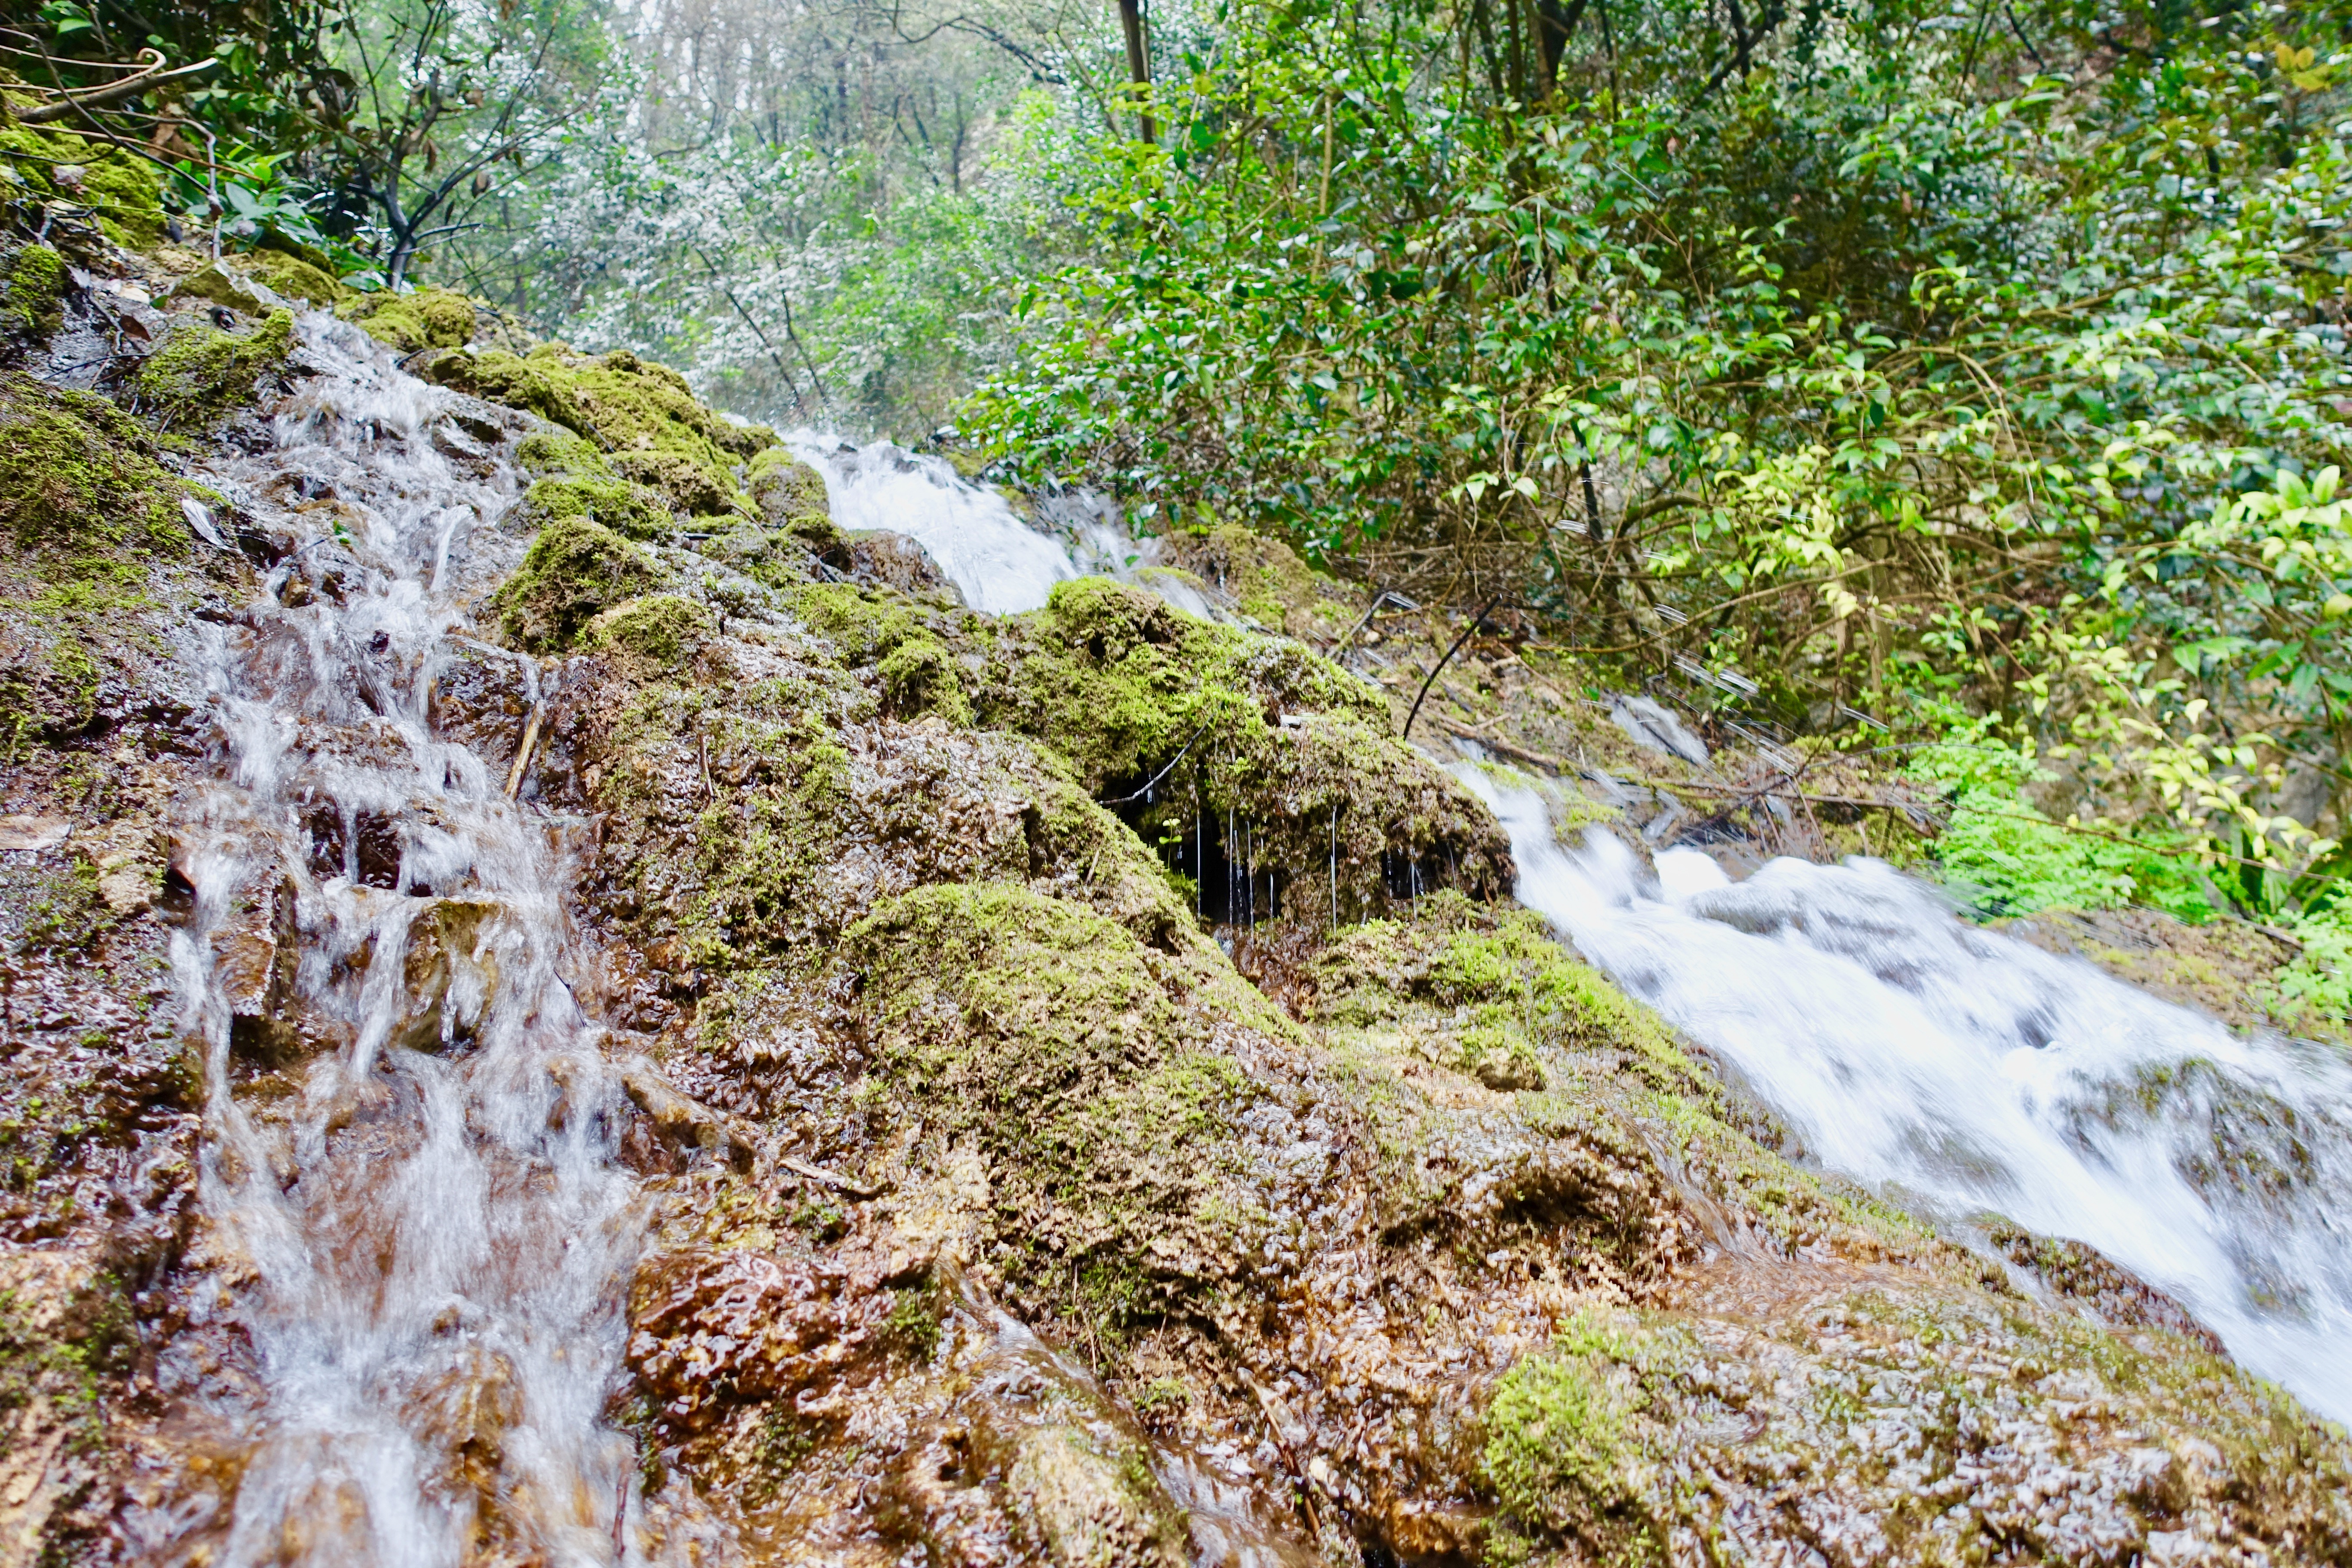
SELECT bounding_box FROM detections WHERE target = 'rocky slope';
[0,118,2347,1567]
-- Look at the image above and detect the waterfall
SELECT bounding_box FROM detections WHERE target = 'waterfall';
[784,434,1078,613]
[159,315,648,1564]
[1456,766,2352,1426]
[782,433,1222,622]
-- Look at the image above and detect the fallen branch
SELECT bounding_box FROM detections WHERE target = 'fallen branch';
[781,1156,888,1199]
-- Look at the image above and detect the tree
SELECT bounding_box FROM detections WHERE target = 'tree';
[326,0,610,286]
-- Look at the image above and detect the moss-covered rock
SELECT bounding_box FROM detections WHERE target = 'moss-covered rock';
[519,471,673,541]
[978,577,1512,917]
[848,880,1297,1312]
[0,372,236,737]
[1178,521,1351,638]
[748,446,833,542]
[1480,1293,2352,1568]
[792,582,972,723]
[415,344,597,433]
[613,448,734,518]
[516,428,610,479]
[489,515,662,652]
[0,124,165,249]
[0,242,65,339]
[340,286,480,352]
[130,310,294,433]
[232,249,346,309]
[417,344,776,523]
[585,593,714,672]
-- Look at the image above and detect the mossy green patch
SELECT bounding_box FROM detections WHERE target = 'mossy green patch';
[341,287,479,352]
[521,472,673,541]
[131,309,294,432]
[0,372,233,737]
[846,881,1282,1323]
[979,577,1511,918]
[0,124,165,248]
[231,249,346,309]
[749,447,833,543]
[517,429,610,479]
[415,346,597,433]
[586,593,714,671]
[1184,521,1344,635]
[1483,1310,1664,1565]
[420,345,775,521]
[1,243,64,337]
[613,448,734,518]
[489,515,662,652]
[793,582,971,723]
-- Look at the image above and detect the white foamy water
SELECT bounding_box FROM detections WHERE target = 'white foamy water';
[1458,769,2352,1424]
[159,316,651,1564]
[785,434,1079,613]
[782,433,1235,623]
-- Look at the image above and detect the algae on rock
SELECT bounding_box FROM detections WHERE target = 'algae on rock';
[131,310,296,433]
[490,514,664,652]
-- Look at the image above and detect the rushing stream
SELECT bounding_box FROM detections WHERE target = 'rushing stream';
[162,315,645,1563]
[144,323,2350,1562]
[773,442,2352,1428]
[1457,770,2352,1426]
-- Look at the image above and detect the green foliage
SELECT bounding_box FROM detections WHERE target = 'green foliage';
[1908,714,2220,920]
[940,0,2352,942]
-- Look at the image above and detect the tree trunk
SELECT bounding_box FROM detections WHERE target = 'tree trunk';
[1116,0,1154,143]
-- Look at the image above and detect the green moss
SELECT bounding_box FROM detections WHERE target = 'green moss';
[522,472,673,540]
[794,582,971,722]
[1187,521,1339,633]
[980,577,1511,917]
[233,249,346,308]
[1483,1311,1657,1563]
[0,124,164,247]
[613,448,735,518]
[0,372,229,736]
[162,262,267,314]
[490,515,662,652]
[585,593,714,671]
[749,447,833,543]
[418,345,776,526]
[846,881,1282,1323]
[131,309,294,432]
[1,243,64,336]
[415,346,597,432]
[0,1284,112,1457]
[881,1283,944,1362]
[341,287,479,352]
[517,429,610,479]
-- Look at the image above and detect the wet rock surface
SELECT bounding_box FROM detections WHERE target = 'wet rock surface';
[0,171,2346,1568]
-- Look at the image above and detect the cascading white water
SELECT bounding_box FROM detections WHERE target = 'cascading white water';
[1456,767,2352,1425]
[785,434,1078,613]
[161,315,649,1564]
[784,433,1226,622]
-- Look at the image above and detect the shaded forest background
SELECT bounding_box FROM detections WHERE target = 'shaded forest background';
[16,0,2352,1013]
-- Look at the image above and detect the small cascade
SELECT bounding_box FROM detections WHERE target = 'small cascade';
[782,432,1226,622]
[157,315,650,1564]
[1458,767,2352,1426]
[784,434,1077,613]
